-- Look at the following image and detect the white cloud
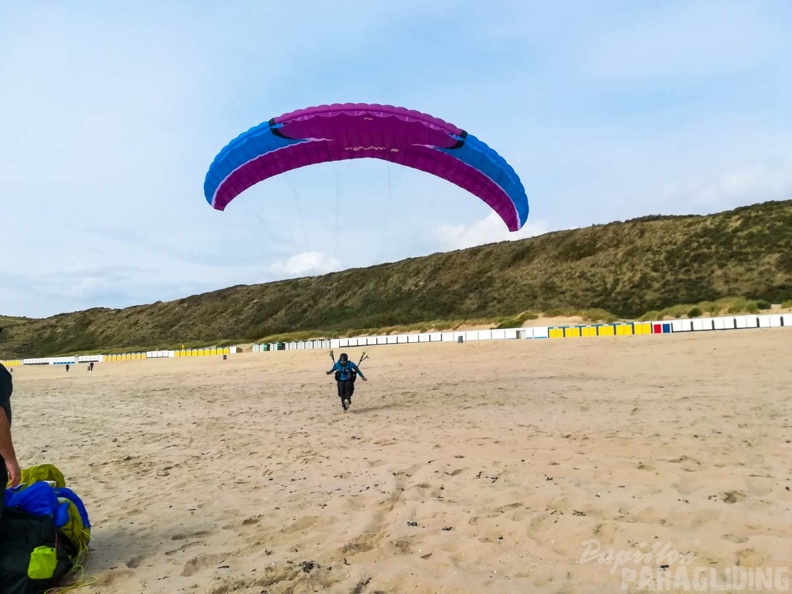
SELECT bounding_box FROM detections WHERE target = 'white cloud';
[270,252,343,277]
[433,212,551,252]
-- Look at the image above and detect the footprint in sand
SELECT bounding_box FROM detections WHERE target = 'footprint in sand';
[391,539,412,554]
[280,515,331,534]
[667,455,702,472]
[171,529,211,540]
[495,502,523,513]
[89,569,135,587]
[165,541,201,556]
[735,547,767,567]
[125,555,143,568]
[722,490,746,504]
[181,553,227,577]
[241,515,261,526]
[342,535,377,554]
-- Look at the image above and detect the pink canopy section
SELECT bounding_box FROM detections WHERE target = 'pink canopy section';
[204,103,529,231]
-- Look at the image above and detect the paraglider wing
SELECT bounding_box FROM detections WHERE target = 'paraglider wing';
[203,103,529,231]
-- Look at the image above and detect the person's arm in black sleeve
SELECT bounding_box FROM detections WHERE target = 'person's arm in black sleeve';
[0,407,19,488]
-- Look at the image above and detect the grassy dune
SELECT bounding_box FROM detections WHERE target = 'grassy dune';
[1,200,790,358]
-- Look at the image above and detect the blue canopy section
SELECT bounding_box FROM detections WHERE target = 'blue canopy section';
[438,132,529,228]
[203,121,306,205]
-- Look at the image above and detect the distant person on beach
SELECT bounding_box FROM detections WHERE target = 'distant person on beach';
[326,353,366,411]
[65,364,70,372]
[1,363,21,510]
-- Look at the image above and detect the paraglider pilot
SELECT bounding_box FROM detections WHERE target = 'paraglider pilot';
[326,353,366,411]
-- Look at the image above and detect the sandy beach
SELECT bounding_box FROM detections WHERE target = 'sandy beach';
[7,329,792,593]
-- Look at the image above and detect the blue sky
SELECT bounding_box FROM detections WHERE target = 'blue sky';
[1,1,791,318]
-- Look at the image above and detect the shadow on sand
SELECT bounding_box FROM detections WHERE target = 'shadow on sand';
[348,403,401,414]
